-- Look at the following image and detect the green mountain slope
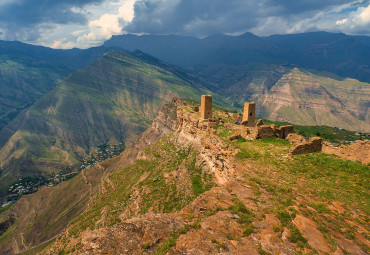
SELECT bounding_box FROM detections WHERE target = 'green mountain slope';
[0,50,216,197]
[0,59,69,133]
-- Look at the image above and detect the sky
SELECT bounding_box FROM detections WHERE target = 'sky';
[0,0,369,49]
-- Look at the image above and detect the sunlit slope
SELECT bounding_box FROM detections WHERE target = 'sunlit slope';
[249,68,370,132]
[0,50,211,195]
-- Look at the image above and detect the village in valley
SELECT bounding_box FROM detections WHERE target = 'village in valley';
[2,143,125,207]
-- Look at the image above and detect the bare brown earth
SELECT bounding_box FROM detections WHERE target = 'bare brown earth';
[44,102,369,255]
[323,141,370,165]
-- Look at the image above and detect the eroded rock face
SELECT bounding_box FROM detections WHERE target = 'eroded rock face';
[173,107,236,185]
[323,140,370,165]
[79,214,184,254]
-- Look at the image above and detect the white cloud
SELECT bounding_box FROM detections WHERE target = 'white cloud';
[49,0,137,49]
[75,0,136,48]
[119,0,136,22]
[50,40,77,49]
[336,18,348,25]
[360,5,370,23]
[332,4,370,33]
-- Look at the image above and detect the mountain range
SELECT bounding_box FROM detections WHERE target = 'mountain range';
[0,31,369,201]
[0,50,219,197]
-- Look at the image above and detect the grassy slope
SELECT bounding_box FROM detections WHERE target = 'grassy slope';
[0,59,70,134]
[6,135,214,254]
[1,106,368,254]
[48,109,369,254]
[0,162,107,254]
[60,136,213,244]
[0,50,213,196]
[214,113,369,252]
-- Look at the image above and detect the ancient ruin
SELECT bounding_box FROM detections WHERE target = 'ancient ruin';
[200,95,212,119]
[287,134,323,155]
[322,140,370,165]
[228,124,295,140]
[242,102,256,126]
[195,96,324,157]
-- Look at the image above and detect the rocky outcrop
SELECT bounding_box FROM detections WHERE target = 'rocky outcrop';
[287,134,322,155]
[293,215,332,254]
[115,98,187,169]
[172,107,236,185]
[322,140,370,165]
[78,214,184,254]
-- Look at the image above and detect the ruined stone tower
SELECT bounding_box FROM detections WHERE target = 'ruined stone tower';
[200,95,212,119]
[242,102,255,126]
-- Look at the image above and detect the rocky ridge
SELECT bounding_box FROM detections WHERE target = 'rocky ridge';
[44,100,369,255]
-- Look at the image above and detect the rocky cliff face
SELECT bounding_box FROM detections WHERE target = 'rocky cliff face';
[254,69,370,132]
[221,67,370,133]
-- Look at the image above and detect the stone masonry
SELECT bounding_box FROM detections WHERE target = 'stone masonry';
[242,102,256,127]
[287,134,323,155]
[201,95,213,120]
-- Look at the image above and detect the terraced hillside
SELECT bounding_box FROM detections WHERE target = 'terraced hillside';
[0,51,216,197]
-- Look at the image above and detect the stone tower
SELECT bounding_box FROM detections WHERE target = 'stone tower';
[200,95,212,119]
[242,102,256,126]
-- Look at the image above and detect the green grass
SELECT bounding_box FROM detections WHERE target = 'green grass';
[233,134,369,214]
[229,129,368,253]
[18,238,56,255]
[288,225,308,245]
[229,198,255,236]
[67,138,214,239]
[153,231,178,255]
[187,151,214,197]
[276,210,294,227]
[262,119,367,144]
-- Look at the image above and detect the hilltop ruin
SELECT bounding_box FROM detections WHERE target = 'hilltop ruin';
[195,95,322,155]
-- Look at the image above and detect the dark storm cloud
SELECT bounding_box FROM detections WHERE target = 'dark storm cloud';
[126,0,361,35]
[0,0,104,41]
[126,0,267,35]
[274,0,353,13]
